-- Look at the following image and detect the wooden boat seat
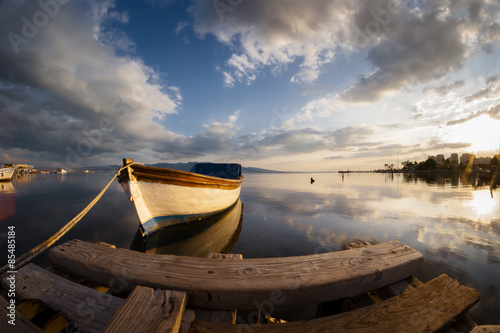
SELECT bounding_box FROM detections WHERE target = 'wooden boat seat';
[48,239,424,310]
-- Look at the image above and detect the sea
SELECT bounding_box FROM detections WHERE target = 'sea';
[1,171,499,325]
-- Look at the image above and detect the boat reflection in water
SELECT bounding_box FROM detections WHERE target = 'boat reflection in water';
[0,181,15,194]
[130,198,243,257]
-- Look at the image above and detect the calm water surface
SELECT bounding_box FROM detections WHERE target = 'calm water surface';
[1,172,499,324]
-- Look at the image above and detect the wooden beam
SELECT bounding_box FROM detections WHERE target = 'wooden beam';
[192,252,243,324]
[179,309,196,333]
[49,239,424,310]
[471,326,500,333]
[191,274,480,332]
[1,263,125,333]
[104,286,187,333]
[0,296,44,333]
[339,241,477,333]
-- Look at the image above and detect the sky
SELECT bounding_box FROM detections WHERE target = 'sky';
[1,0,500,172]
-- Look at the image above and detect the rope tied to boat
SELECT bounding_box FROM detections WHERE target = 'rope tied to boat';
[0,163,141,276]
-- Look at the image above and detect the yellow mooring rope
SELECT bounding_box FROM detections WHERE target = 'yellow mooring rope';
[0,165,129,276]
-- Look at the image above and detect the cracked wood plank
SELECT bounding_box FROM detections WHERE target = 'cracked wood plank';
[191,274,480,333]
[104,286,186,333]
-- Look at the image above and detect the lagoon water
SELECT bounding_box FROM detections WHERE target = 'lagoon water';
[1,171,499,324]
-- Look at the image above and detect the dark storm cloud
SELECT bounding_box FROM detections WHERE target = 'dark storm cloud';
[0,0,182,165]
[340,2,475,102]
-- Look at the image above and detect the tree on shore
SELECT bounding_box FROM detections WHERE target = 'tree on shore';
[416,158,437,171]
[401,160,418,171]
[492,155,500,167]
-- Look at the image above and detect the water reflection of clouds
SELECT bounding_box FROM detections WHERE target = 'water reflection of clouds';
[243,189,373,219]
[240,173,500,324]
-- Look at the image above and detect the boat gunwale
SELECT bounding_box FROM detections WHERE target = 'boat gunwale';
[121,164,242,190]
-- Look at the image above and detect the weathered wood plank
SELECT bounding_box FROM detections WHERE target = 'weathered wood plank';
[192,252,242,324]
[104,286,186,333]
[179,309,196,333]
[17,299,47,320]
[190,274,480,332]
[193,309,236,325]
[340,241,477,333]
[208,253,243,260]
[471,326,500,333]
[1,263,125,333]
[0,296,44,333]
[49,239,424,310]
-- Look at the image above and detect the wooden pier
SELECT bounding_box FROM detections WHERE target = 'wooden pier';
[0,239,495,332]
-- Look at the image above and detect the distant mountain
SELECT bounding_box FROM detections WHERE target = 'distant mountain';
[151,163,283,174]
[242,166,283,173]
[76,162,282,173]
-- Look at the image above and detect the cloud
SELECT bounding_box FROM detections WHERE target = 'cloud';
[189,0,353,86]
[191,0,500,103]
[423,80,465,96]
[327,126,375,149]
[175,21,189,35]
[339,1,492,102]
[0,0,181,166]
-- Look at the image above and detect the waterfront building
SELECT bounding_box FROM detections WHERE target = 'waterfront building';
[436,154,444,165]
[460,153,473,165]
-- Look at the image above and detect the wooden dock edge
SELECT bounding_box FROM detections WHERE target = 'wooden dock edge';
[48,239,425,310]
[0,295,44,333]
[2,264,483,333]
[103,286,187,333]
[337,241,479,333]
[471,326,500,333]
[190,274,480,333]
[1,241,486,332]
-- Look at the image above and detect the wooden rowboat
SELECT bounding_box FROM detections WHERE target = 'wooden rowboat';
[0,166,16,181]
[118,159,243,237]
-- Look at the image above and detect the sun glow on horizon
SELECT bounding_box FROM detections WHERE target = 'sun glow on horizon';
[448,115,500,155]
[469,189,499,222]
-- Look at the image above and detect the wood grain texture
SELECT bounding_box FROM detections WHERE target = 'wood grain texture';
[471,326,500,333]
[49,239,424,310]
[104,286,186,333]
[337,242,477,333]
[1,263,125,333]
[179,309,196,333]
[0,295,44,333]
[190,274,480,333]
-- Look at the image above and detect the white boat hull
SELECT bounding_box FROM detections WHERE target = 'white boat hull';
[119,161,242,236]
[0,167,16,181]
